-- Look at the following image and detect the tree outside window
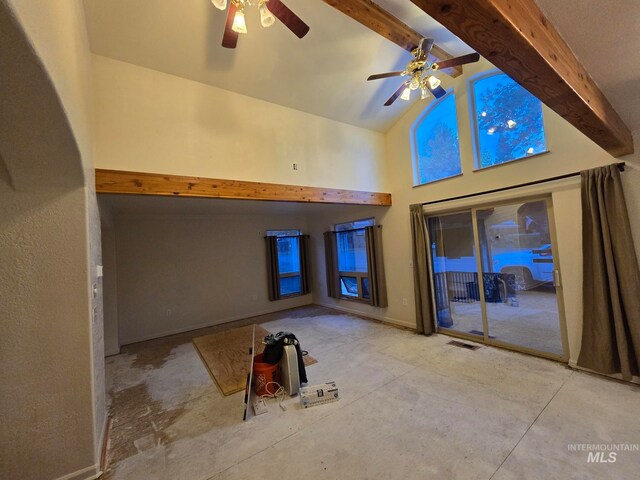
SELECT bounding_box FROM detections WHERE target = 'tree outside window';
[471,72,547,168]
[412,91,462,186]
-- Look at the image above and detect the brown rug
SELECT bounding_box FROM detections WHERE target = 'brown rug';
[193,324,317,396]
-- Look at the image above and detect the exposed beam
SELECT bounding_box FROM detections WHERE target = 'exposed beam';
[321,0,462,77]
[95,169,392,206]
[410,0,633,157]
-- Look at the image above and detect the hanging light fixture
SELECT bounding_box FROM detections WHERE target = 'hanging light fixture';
[400,87,411,101]
[232,6,248,34]
[420,87,430,100]
[214,0,278,34]
[426,75,441,90]
[259,0,275,27]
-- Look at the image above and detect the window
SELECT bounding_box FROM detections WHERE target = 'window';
[470,71,548,168]
[335,218,374,300]
[412,91,462,186]
[266,230,303,297]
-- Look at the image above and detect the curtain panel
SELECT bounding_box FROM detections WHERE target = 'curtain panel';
[299,234,311,295]
[265,235,281,301]
[365,226,388,307]
[410,204,436,335]
[323,231,340,299]
[578,165,640,380]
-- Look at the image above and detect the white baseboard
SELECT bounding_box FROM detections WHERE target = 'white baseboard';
[121,297,313,345]
[52,464,101,480]
[314,302,417,330]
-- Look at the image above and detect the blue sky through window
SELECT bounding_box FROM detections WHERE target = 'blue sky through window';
[472,73,547,168]
[413,92,462,185]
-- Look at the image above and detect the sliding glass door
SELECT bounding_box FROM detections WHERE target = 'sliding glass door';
[427,197,567,360]
[428,212,484,337]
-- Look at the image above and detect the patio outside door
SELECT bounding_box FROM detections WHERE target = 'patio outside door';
[427,197,568,360]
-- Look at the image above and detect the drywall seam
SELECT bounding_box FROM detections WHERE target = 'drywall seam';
[121,298,313,345]
[313,302,416,330]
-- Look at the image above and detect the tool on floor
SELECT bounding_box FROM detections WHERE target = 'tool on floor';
[300,382,339,408]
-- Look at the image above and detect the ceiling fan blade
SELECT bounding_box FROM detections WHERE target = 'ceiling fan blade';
[222,3,239,49]
[367,71,404,81]
[267,0,310,39]
[420,38,434,58]
[384,82,408,107]
[428,84,447,99]
[433,53,480,70]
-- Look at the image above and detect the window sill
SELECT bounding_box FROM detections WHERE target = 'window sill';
[472,150,551,172]
[339,296,371,305]
[413,172,464,189]
[278,292,306,300]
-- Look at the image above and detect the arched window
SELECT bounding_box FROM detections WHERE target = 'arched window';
[411,91,462,186]
[470,71,548,168]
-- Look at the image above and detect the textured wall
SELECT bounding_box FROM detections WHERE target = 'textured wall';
[114,212,312,344]
[0,1,104,478]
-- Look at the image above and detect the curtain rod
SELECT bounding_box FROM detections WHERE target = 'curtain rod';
[421,162,626,207]
[330,225,382,234]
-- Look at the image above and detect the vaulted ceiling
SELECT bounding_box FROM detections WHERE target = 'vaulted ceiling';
[84,0,639,139]
[83,0,474,132]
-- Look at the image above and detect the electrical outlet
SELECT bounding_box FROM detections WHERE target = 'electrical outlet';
[292,163,298,171]
[402,298,408,306]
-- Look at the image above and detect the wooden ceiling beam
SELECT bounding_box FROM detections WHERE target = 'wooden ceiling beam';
[95,169,392,206]
[410,0,633,157]
[321,0,462,77]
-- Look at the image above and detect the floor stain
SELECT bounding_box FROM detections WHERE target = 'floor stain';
[105,383,186,477]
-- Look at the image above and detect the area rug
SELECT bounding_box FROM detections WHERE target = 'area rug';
[193,324,317,396]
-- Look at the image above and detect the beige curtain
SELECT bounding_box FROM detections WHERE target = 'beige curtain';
[323,231,340,298]
[365,226,388,307]
[265,236,281,301]
[299,235,311,295]
[578,165,640,380]
[410,204,435,335]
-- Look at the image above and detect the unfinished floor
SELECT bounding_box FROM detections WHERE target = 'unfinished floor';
[104,305,640,480]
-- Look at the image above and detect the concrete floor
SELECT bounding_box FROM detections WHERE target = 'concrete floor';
[104,305,640,480]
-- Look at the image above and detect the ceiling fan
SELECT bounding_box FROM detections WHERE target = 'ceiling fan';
[367,38,480,106]
[212,0,310,49]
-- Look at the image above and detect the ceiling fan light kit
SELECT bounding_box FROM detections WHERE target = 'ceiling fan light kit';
[215,0,309,48]
[367,38,480,106]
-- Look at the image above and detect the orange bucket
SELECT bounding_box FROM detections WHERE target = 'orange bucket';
[253,353,278,396]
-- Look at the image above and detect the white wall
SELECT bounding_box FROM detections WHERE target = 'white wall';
[91,55,388,192]
[0,1,105,479]
[113,211,311,344]
[310,58,636,364]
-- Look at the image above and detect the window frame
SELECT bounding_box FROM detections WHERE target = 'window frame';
[334,218,375,303]
[410,88,463,187]
[468,69,549,170]
[266,229,304,298]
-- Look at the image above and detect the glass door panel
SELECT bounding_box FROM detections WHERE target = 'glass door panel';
[428,212,484,337]
[476,200,564,355]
